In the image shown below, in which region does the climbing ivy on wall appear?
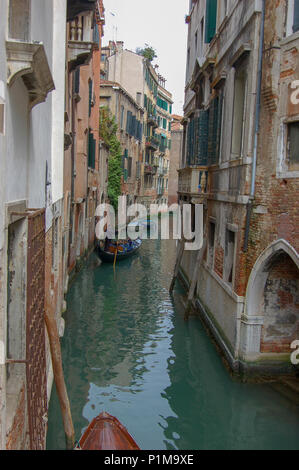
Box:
[99,106,122,211]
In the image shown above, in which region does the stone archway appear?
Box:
[240,240,299,360]
[261,252,299,353]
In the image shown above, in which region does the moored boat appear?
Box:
[75,412,140,450]
[97,238,142,263]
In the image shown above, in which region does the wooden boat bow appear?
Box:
[76,412,140,450]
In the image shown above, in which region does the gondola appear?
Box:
[96,238,142,263]
[75,412,140,450]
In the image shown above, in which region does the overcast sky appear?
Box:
[102,0,189,116]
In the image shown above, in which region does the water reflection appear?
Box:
[47,238,299,450]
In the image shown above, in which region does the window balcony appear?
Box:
[144,163,157,175]
[152,156,159,167]
[68,12,96,71]
[147,114,158,128]
[6,40,55,110]
[178,167,209,202]
[145,135,159,151]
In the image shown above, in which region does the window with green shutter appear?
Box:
[120,106,124,129]
[187,111,209,166]
[205,0,217,43]
[208,97,219,165]
[128,157,132,177]
[88,131,96,169]
[126,111,132,134]
[163,118,167,130]
[74,68,80,94]
[93,20,100,46]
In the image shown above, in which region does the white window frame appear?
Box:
[223,223,238,290]
[277,116,299,178]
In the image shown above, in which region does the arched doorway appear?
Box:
[241,240,299,361]
[261,252,299,353]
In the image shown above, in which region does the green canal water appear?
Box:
[46,238,299,450]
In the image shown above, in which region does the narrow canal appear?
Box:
[47,237,299,450]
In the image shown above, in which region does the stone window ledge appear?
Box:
[6,40,55,110]
[280,30,299,47]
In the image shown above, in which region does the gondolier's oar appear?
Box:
[113,242,118,279]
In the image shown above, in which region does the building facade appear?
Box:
[168,115,183,206]
[100,80,144,205]
[0,0,68,449]
[0,0,106,450]
[179,0,299,375]
[64,1,105,277]
[102,43,173,208]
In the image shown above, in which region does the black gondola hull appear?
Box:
[96,239,142,263]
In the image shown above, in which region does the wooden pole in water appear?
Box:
[184,238,207,321]
[169,238,185,294]
[44,312,75,450]
[113,242,118,279]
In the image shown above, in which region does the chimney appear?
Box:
[116,41,124,52]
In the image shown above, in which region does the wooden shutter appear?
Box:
[205,0,217,44]
[198,110,209,165]
[74,68,80,94]
[88,132,96,168]
[126,111,131,133]
[128,157,132,177]
[208,97,219,165]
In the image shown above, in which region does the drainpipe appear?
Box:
[69,71,76,263]
[243,0,266,252]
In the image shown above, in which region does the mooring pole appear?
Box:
[184,239,207,321]
[44,312,75,450]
